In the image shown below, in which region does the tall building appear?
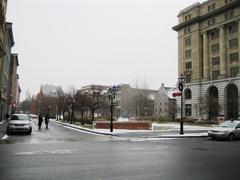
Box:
[173,0,240,120]
[0,0,8,120]
[0,22,14,119]
[0,0,7,57]
[8,54,20,114]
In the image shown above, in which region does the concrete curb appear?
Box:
[50,120,116,136]
[50,119,209,139]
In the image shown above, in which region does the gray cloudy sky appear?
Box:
[6,0,205,100]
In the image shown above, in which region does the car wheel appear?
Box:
[229,133,235,141]
[211,136,216,140]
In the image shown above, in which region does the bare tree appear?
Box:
[131,78,156,118]
[199,96,221,121]
[20,99,32,113]
[168,100,177,120]
[55,90,66,121]
[75,90,88,125]
[85,89,105,122]
[65,86,77,124]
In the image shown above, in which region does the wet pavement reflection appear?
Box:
[0,119,122,145]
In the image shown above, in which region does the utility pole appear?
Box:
[178,74,185,135]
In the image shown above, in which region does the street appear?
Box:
[0,120,240,180]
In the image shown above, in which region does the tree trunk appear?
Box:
[91,109,95,122]
[81,109,84,125]
[68,109,71,123]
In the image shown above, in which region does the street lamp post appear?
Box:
[108,86,119,132]
[178,74,185,135]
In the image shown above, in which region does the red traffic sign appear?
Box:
[173,92,182,97]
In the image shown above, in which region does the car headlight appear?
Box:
[9,123,14,126]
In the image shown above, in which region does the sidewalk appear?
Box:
[0,120,7,139]
[51,120,211,139]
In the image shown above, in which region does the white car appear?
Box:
[208,120,240,141]
[7,114,32,135]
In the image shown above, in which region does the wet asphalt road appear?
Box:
[1,120,240,180]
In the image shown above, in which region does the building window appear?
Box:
[230,52,239,63]
[185,74,191,83]
[185,14,191,21]
[228,23,238,34]
[185,89,192,99]
[225,0,234,4]
[230,67,239,77]
[212,3,215,10]
[185,37,191,47]
[210,30,219,40]
[186,62,192,69]
[208,4,215,12]
[212,57,220,66]
[225,10,234,20]
[212,70,220,80]
[208,18,215,26]
[229,38,238,48]
[185,104,192,116]
[185,50,191,59]
[184,27,191,34]
[211,44,219,54]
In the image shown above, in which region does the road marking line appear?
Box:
[15,149,77,156]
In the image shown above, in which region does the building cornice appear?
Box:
[185,76,240,87]
[173,0,240,31]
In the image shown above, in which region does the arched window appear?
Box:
[185,89,192,99]
[226,84,238,119]
[208,86,219,120]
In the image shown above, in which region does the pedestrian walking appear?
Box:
[5,113,10,120]
[45,114,49,129]
[38,114,43,130]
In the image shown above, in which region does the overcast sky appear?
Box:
[6,0,205,100]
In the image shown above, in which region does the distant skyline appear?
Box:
[6,0,205,100]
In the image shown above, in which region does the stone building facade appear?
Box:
[115,84,158,118]
[173,0,240,120]
[0,22,14,119]
[8,54,20,114]
[154,83,177,119]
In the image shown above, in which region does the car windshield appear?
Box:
[219,121,236,128]
[11,114,30,121]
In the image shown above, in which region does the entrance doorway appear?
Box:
[226,84,238,120]
[208,86,219,120]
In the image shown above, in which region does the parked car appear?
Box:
[208,120,240,141]
[7,114,32,135]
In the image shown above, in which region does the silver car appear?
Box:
[208,120,240,141]
[7,114,32,134]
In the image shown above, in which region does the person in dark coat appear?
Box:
[38,114,43,130]
[45,114,49,129]
[5,113,10,120]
